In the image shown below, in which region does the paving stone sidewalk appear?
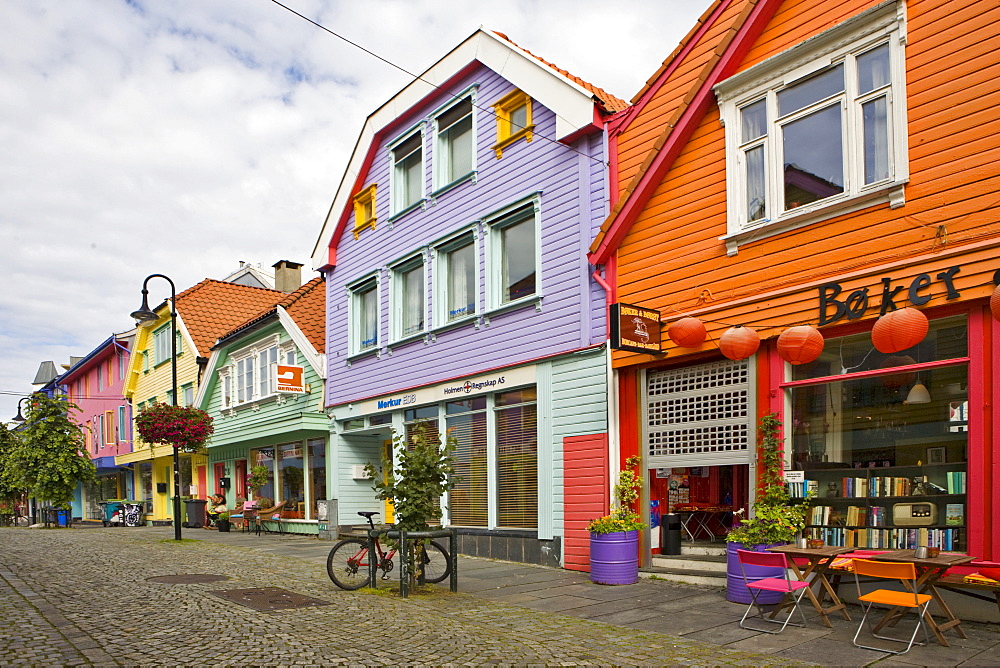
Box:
[2,527,804,666]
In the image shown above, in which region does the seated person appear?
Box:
[205,494,228,528]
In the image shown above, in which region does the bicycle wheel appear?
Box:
[419,540,452,584]
[326,538,372,590]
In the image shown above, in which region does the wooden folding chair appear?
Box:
[737,549,811,633]
[852,558,932,654]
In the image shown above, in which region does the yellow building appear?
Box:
[116,276,292,524]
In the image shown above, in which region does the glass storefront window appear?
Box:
[446,396,488,527]
[308,438,327,520]
[278,443,305,517]
[140,463,153,513]
[495,388,538,528]
[250,448,275,502]
[787,315,968,551]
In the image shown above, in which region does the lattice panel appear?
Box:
[645,358,752,466]
[647,359,749,396]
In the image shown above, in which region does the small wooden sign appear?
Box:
[610,303,662,354]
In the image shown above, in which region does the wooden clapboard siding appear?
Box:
[562,433,609,572]
[605,0,1000,369]
[326,62,609,407]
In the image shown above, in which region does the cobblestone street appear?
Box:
[1,527,814,666]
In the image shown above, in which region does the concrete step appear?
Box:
[640,566,727,588]
[651,553,727,573]
[678,543,727,557]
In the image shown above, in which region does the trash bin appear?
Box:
[661,513,682,555]
[56,509,70,527]
[100,500,126,526]
[183,499,208,528]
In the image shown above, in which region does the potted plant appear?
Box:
[588,456,647,585]
[725,412,810,603]
[216,512,231,533]
[246,465,269,498]
[134,402,214,453]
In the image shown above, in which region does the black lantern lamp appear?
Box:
[131,274,182,541]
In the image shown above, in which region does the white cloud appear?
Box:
[0,0,712,419]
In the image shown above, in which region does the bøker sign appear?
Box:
[610,303,662,354]
[818,266,962,326]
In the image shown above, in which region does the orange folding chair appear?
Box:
[736,549,811,633]
[852,559,932,654]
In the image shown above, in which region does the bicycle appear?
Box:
[326,511,451,590]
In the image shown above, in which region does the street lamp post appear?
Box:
[130,274,182,541]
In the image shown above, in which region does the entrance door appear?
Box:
[382,439,394,524]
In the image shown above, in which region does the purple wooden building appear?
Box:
[311,30,626,566]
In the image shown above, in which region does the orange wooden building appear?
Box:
[590,0,1000,563]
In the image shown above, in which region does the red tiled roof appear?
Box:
[174,279,285,356]
[278,276,326,354]
[492,31,629,114]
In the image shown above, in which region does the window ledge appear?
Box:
[492,125,535,159]
[387,200,426,225]
[430,171,477,202]
[386,331,426,351]
[221,393,280,413]
[483,295,542,325]
[720,182,906,256]
[429,314,479,338]
[345,348,380,365]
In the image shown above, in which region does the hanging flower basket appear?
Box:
[135,403,214,453]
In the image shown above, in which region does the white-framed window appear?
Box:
[434,231,478,325]
[390,254,426,340]
[433,91,476,191]
[349,276,380,354]
[716,1,907,254]
[182,384,194,408]
[390,128,424,215]
[153,326,173,365]
[486,199,540,309]
[220,336,294,407]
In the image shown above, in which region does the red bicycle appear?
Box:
[326,511,451,590]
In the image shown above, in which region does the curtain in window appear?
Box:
[862,97,889,184]
[362,287,378,349]
[403,266,423,335]
[448,244,473,320]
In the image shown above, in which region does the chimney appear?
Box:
[272,260,304,293]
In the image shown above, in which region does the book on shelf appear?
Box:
[946,504,964,526]
[946,471,967,494]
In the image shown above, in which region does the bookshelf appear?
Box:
[786,461,966,551]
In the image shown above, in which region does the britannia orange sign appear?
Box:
[276,365,305,393]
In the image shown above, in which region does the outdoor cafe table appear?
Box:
[869,549,975,647]
[766,544,855,627]
[675,508,732,542]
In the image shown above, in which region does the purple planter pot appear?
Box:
[590,531,639,585]
[726,541,786,604]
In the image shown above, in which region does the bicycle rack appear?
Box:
[367,527,458,598]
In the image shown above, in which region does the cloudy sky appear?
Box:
[0,0,713,421]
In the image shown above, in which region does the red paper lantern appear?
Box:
[879,355,917,389]
[667,317,707,348]
[719,325,760,360]
[991,284,1000,322]
[776,326,824,365]
[871,307,929,353]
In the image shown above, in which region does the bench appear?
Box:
[935,573,1000,615]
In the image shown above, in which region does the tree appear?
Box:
[365,422,457,585]
[0,422,24,507]
[7,393,95,513]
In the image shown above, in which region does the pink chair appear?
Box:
[737,549,811,633]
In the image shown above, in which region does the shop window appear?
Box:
[446,396,488,527]
[139,463,153,513]
[308,438,327,520]
[716,1,907,253]
[249,448,275,502]
[491,89,533,158]
[278,443,305,518]
[404,405,439,445]
[786,315,968,551]
[495,388,537,528]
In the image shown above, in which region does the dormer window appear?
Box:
[492,89,533,158]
